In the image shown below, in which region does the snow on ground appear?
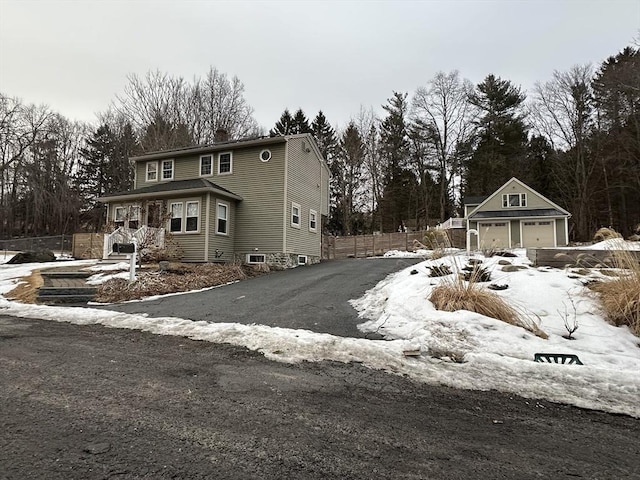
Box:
[0,248,639,417]
[382,248,460,258]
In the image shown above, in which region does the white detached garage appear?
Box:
[465,178,571,250]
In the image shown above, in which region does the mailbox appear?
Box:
[112,242,135,254]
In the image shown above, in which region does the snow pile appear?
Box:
[383,248,460,258]
[0,249,639,417]
[583,238,640,250]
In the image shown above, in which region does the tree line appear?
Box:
[0,44,638,241]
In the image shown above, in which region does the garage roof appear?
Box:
[469,208,568,219]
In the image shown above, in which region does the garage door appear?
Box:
[479,222,510,249]
[522,220,555,247]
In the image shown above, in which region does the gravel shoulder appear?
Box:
[1,315,639,480]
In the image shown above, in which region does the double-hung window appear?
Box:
[200,155,213,176]
[309,209,317,232]
[169,201,199,233]
[502,193,527,208]
[170,203,183,233]
[146,162,158,182]
[114,206,126,227]
[218,152,232,174]
[185,201,199,232]
[161,159,174,180]
[216,202,229,235]
[291,202,301,228]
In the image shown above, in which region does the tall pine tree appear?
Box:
[465,75,529,196]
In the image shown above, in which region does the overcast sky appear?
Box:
[1,0,638,132]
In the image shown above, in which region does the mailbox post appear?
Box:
[129,238,137,281]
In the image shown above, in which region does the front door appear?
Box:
[147,201,163,227]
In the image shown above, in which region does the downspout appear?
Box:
[204,192,211,262]
[283,140,289,254]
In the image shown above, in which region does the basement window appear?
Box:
[247,254,266,264]
[298,255,307,265]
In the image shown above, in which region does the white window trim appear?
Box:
[291,202,301,229]
[161,159,174,181]
[309,209,317,232]
[216,201,229,236]
[146,161,158,182]
[218,151,233,175]
[169,202,184,234]
[247,254,266,264]
[260,149,271,162]
[200,154,213,177]
[185,200,200,233]
[167,200,200,234]
[502,193,527,208]
[298,255,307,265]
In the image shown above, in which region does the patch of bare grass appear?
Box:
[95,263,265,303]
[6,270,43,303]
[429,276,547,339]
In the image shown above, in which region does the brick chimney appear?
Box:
[214,128,229,143]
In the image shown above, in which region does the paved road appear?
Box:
[2,316,639,480]
[101,258,421,338]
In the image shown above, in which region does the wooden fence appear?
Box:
[322,229,466,260]
[72,233,105,259]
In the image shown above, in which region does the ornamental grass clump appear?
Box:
[429,273,547,339]
[589,248,640,336]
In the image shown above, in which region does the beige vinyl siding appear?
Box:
[285,137,324,257]
[134,157,200,188]
[209,195,235,262]
[556,218,567,245]
[480,179,553,211]
[213,144,286,253]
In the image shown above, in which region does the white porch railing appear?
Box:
[436,217,465,230]
[103,226,165,259]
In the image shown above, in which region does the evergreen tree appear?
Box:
[328,122,365,235]
[76,123,138,231]
[270,108,312,136]
[311,110,338,161]
[465,75,529,196]
[378,92,417,232]
[592,46,640,235]
[292,108,312,134]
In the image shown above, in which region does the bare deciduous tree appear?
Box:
[531,65,596,239]
[412,71,476,221]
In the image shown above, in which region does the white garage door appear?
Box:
[479,222,510,249]
[522,220,555,247]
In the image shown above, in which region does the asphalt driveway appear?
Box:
[101,257,421,338]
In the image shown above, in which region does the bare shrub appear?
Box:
[429,277,547,338]
[95,263,261,303]
[590,248,640,336]
[594,227,622,242]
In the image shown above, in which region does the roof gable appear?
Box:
[467,177,570,218]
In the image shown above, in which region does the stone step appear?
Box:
[40,271,92,279]
[36,294,96,305]
[38,287,97,296]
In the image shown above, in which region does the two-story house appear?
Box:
[98,134,330,268]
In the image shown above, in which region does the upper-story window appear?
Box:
[146,162,158,182]
[218,152,232,175]
[502,193,527,208]
[161,159,174,180]
[200,155,213,176]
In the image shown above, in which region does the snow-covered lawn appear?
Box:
[0,243,638,417]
